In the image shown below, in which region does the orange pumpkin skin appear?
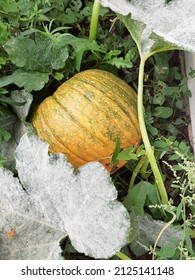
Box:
[31,69,141,173]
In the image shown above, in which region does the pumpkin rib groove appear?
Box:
[80,75,137,117]
[55,83,133,141]
[69,82,140,141]
[45,96,116,163]
[51,85,132,146]
[52,94,112,146]
[74,76,140,138]
[35,104,88,165]
[80,71,138,113]
[78,70,137,110]
[75,71,138,121]
[39,102,104,164]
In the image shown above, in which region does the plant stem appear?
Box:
[116,251,131,260]
[152,211,176,260]
[89,0,101,41]
[138,57,168,204]
[129,155,147,189]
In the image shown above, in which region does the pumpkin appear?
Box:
[31,69,141,173]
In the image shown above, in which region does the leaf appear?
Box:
[0,20,10,44]
[111,136,121,166]
[0,133,130,259]
[0,0,19,26]
[102,49,135,69]
[0,69,49,91]
[123,181,158,214]
[4,33,69,72]
[99,0,195,56]
[0,128,11,142]
[0,205,64,260]
[10,90,33,120]
[117,146,137,161]
[130,213,183,257]
[153,106,173,119]
[156,246,177,259]
[59,33,105,71]
[0,91,33,170]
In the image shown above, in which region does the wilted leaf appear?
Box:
[10,90,33,120]
[0,91,33,169]
[99,0,195,56]
[0,133,130,259]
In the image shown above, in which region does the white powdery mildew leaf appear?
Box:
[66,163,130,259]
[99,0,195,54]
[0,168,26,212]
[15,134,74,232]
[0,133,130,259]
[0,211,63,260]
[0,168,64,260]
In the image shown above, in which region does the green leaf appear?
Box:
[59,34,104,71]
[176,202,183,219]
[147,123,158,136]
[103,50,121,61]
[0,128,11,142]
[111,136,121,166]
[153,140,169,149]
[117,146,138,161]
[0,20,10,44]
[4,33,69,72]
[168,154,180,161]
[185,227,194,256]
[0,0,18,13]
[0,57,7,67]
[99,0,195,56]
[154,106,173,119]
[0,69,49,92]
[54,72,64,81]
[104,56,133,69]
[156,246,177,259]
[0,0,19,25]
[123,181,158,214]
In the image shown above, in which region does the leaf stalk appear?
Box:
[138,56,168,204]
[89,0,101,41]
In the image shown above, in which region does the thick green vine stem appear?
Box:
[89,0,101,41]
[138,56,168,205]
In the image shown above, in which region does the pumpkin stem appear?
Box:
[89,0,101,41]
[137,56,168,205]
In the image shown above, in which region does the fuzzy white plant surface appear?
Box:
[99,0,195,55]
[0,133,130,259]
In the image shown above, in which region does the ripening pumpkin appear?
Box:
[31,69,141,173]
